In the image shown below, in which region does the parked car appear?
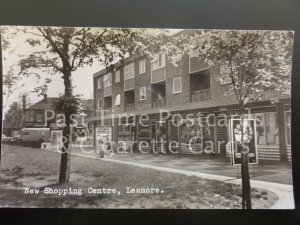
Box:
[17,128,51,142]
[2,134,13,142]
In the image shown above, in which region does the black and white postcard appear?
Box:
[0,26,294,209]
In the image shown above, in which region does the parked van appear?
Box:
[18,128,51,142]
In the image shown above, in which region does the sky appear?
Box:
[1,26,182,115]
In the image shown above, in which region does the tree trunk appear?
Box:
[58,70,73,183]
[240,108,252,209]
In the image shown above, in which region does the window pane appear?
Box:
[256,114,266,145]
[140,86,146,100]
[139,60,146,74]
[115,71,120,83]
[265,113,279,145]
[151,53,165,71]
[124,63,134,80]
[173,77,182,94]
[115,94,121,105]
[103,73,112,87]
[255,113,279,145]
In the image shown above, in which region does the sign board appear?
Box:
[138,122,151,150]
[51,130,62,145]
[229,119,258,165]
[95,127,112,150]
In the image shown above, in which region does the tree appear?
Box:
[17,27,151,183]
[187,31,292,106]
[1,27,24,110]
[5,102,25,130]
[165,30,293,209]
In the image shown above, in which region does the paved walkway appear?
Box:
[67,146,293,184]
[51,147,294,209]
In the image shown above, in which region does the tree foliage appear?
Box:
[15,26,160,183]
[163,30,293,112]
[5,102,24,129]
[18,27,146,75]
[1,27,23,109]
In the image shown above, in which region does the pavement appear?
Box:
[67,146,293,185]
[53,146,294,209]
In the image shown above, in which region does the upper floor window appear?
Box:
[97,98,102,109]
[103,73,112,87]
[115,70,120,83]
[115,94,121,106]
[140,86,147,100]
[151,53,166,71]
[124,63,135,80]
[139,59,146,74]
[173,77,182,94]
[97,77,102,89]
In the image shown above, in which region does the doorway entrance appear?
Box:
[151,121,167,154]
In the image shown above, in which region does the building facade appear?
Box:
[24,95,94,145]
[88,39,291,162]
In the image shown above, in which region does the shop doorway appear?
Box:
[130,125,138,152]
[151,121,167,154]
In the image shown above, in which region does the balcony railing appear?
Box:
[191,89,211,102]
[125,103,135,112]
[152,97,166,108]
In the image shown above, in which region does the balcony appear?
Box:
[124,90,135,112]
[104,96,112,109]
[151,82,166,108]
[191,89,210,102]
[125,103,135,112]
[152,97,166,108]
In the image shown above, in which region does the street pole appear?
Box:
[241,152,252,209]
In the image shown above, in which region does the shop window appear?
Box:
[255,113,279,145]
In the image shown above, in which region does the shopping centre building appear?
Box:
[86,32,291,162]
